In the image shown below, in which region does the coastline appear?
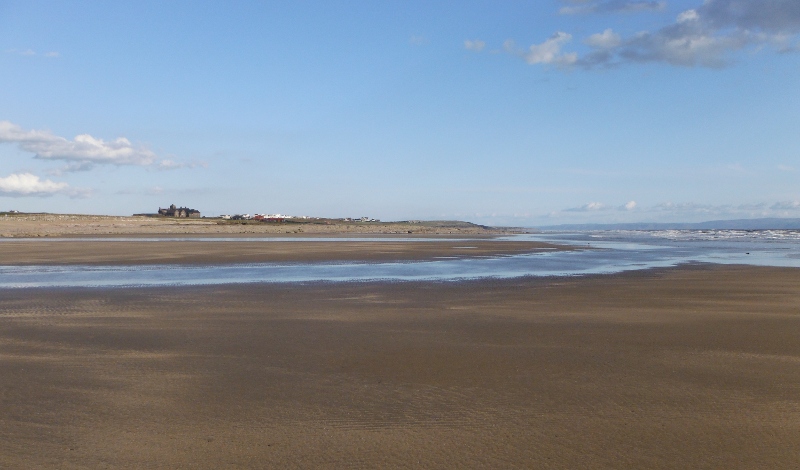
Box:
[2,265,799,468]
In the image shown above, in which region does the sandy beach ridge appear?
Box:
[0,212,525,238]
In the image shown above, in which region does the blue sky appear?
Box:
[1,0,799,226]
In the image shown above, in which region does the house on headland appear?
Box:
[158,204,201,218]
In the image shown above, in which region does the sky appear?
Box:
[1,0,799,226]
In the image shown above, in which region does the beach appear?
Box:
[7,0,799,467]
[2,264,799,468]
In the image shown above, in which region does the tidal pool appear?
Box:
[2,231,799,288]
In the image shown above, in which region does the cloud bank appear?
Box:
[585,0,800,67]
[475,0,800,69]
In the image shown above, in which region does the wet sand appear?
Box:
[2,265,799,468]
[0,239,564,265]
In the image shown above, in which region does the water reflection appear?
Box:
[1,231,799,289]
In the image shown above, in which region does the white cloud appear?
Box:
[528,33,578,65]
[677,9,700,24]
[44,51,60,58]
[464,39,486,52]
[505,33,578,66]
[586,29,623,48]
[1,121,202,174]
[0,121,157,166]
[624,200,637,210]
[778,164,794,171]
[0,173,70,197]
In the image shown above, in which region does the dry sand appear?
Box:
[0,214,516,238]
[2,265,800,468]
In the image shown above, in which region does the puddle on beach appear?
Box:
[1,232,799,288]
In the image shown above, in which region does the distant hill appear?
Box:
[535,218,800,231]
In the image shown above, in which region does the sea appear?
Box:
[1,230,799,288]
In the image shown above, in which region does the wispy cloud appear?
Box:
[559,0,665,15]
[0,172,88,198]
[778,164,794,171]
[565,201,608,212]
[6,49,60,58]
[504,33,578,66]
[464,39,486,52]
[771,200,800,210]
[158,159,208,170]
[653,201,718,213]
[6,48,36,56]
[546,199,800,222]
[46,161,96,176]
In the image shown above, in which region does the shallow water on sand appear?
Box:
[2,231,799,288]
